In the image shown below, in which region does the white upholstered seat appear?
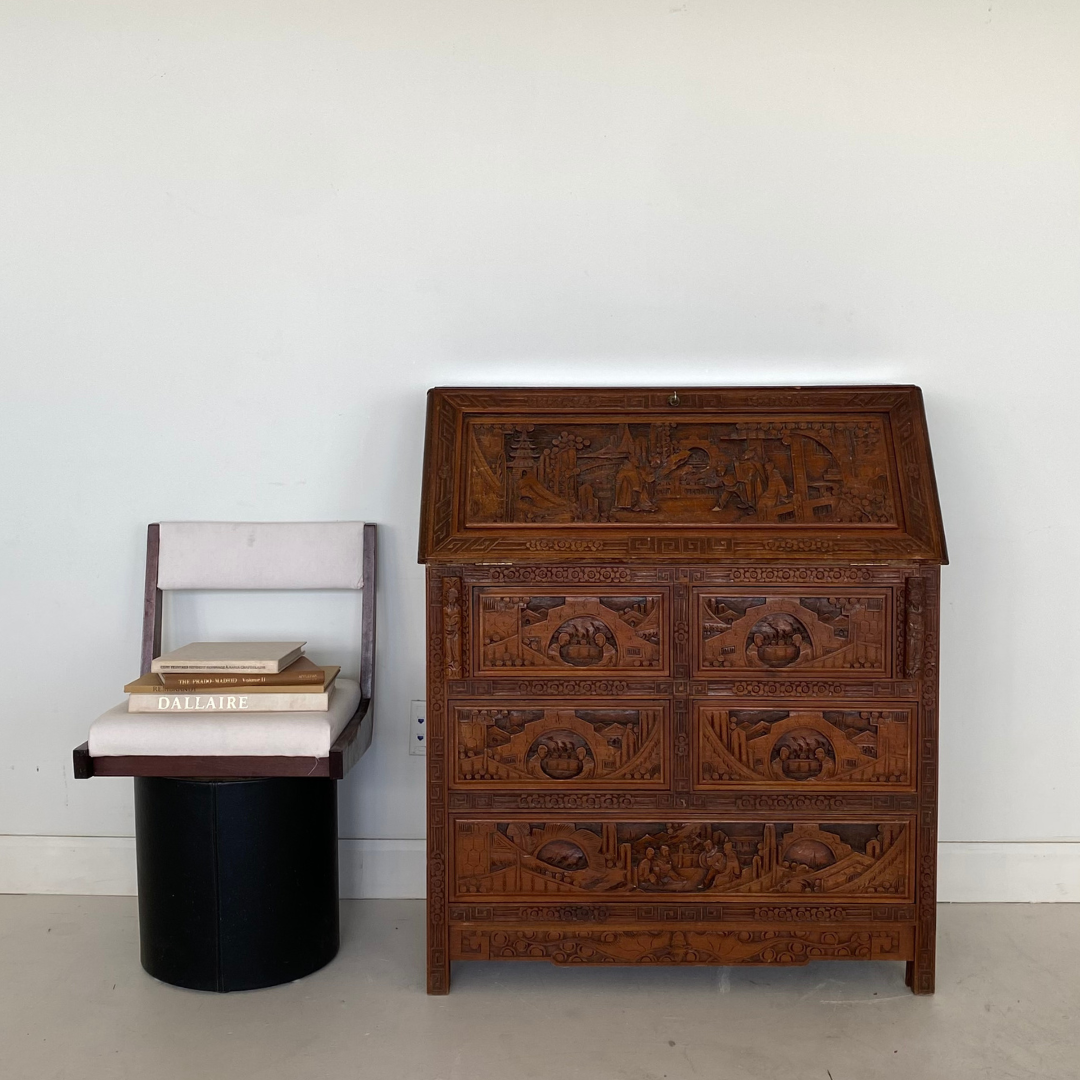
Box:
[88,679,362,759]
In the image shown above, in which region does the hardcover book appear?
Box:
[124,667,339,695]
[155,655,327,688]
[127,687,334,713]
[149,641,305,674]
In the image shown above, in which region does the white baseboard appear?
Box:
[936,842,1080,902]
[0,835,427,899]
[338,838,426,899]
[0,835,140,896]
[1,836,1077,902]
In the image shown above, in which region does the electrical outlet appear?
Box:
[409,699,427,755]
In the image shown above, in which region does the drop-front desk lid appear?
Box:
[418,386,946,565]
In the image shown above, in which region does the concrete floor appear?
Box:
[1,898,1077,1080]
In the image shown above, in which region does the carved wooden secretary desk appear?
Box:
[419,386,946,994]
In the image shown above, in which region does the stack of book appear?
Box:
[124,642,340,712]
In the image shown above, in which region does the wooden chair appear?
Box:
[74,521,375,779]
[72,521,376,992]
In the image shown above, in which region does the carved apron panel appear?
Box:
[451,926,914,964]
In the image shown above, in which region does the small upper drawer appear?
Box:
[694,588,893,678]
[475,588,668,675]
[450,700,668,789]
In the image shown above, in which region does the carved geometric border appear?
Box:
[913,566,940,993]
[461,565,908,585]
[691,679,920,700]
[450,679,675,699]
[445,790,918,814]
[426,569,453,994]
[447,902,918,924]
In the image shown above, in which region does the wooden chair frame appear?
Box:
[73,522,376,780]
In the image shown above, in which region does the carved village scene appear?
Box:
[697,592,888,673]
[478,592,663,672]
[455,819,908,898]
[465,418,897,527]
[454,706,664,785]
[697,707,912,788]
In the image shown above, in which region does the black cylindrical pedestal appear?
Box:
[134,777,339,992]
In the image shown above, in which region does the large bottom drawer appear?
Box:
[453,818,914,902]
[450,925,915,965]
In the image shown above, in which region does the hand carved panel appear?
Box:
[695,590,890,676]
[465,418,898,527]
[476,590,667,674]
[694,704,914,789]
[451,704,667,787]
[450,926,912,964]
[453,820,911,901]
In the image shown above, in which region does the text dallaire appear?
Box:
[153,695,254,709]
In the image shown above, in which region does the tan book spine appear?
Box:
[152,660,292,674]
[158,670,324,688]
[124,669,339,696]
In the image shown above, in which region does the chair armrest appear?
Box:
[329,697,373,779]
[73,742,93,779]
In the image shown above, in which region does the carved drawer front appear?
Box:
[694,588,893,679]
[693,702,915,791]
[450,701,669,789]
[452,819,913,902]
[475,588,668,676]
[450,925,914,965]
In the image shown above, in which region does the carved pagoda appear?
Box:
[419,386,946,994]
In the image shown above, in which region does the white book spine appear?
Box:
[128,693,330,713]
[150,661,283,674]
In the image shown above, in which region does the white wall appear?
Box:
[2,1,1078,900]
